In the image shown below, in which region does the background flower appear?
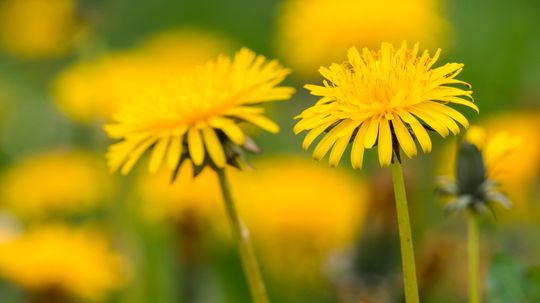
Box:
[0,150,112,220]
[276,0,448,77]
[0,0,84,59]
[438,111,540,216]
[235,157,369,286]
[52,29,233,124]
[0,224,126,301]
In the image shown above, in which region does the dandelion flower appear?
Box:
[435,127,515,303]
[236,157,369,285]
[0,225,126,301]
[0,0,82,59]
[53,29,232,123]
[467,112,540,189]
[0,150,112,219]
[437,112,540,215]
[276,0,448,77]
[437,126,517,215]
[295,42,476,169]
[136,162,223,224]
[105,48,294,176]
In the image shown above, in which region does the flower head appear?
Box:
[53,29,232,123]
[295,42,476,168]
[0,150,112,219]
[437,126,516,215]
[0,225,126,301]
[235,157,369,284]
[105,48,294,176]
[0,0,83,59]
[467,112,540,190]
[276,0,448,77]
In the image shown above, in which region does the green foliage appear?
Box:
[487,254,540,303]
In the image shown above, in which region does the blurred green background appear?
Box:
[0,0,539,302]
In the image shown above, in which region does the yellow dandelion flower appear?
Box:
[0,225,126,301]
[0,0,82,59]
[295,42,476,169]
[235,157,369,283]
[464,126,522,184]
[0,150,112,219]
[438,112,540,215]
[469,112,540,189]
[276,0,449,77]
[105,48,294,176]
[136,161,224,224]
[52,29,233,123]
[135,156,368,285]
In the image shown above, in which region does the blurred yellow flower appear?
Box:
[136,156,368,284]
[295,42,475,168]
[276,0,449,76]
[236,157,369,283]
[439,111,540,213]
[0,0,82,59]
[0,150,112,219]
[137,161,223,224]
[0,225,126,301]
[468,112,540,189]
[105,48,294,176]
[52,29,233,123]
[464,126,522,184]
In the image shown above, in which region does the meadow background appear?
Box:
[0,0,539,302]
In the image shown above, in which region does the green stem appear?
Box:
[216,168,270,303]
[468,212,480,303]
[390,157,420,303]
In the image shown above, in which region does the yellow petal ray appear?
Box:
[302,121,335,150]
[441,97,479,113]
[167,135,183,169]
[333,119,362,138]
[304,84,330,96]
[399,111,432,153]
[209,117,245,144]
[121,137,157,175]
[364,117,380,148]
[293,113,333,134]
[238,114,279,133]
[106,133,150,173]
[392,115,417,158]
[422,101,469,127]
[225,106,265,116]
[187,128,205,166]
[378,119,393,167]
[148,135,170,173]
[202,127,226,168]
[312,126,341,161]
[351,122,369,169]
[426,48,441,69]
[415,106,460,135]
[409,107,449,137]
[329,129,354,167]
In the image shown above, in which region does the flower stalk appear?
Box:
[216,168,270,303]
[468,212,480,303]
[390,153,420,303]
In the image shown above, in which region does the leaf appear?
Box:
[525,266,540,301]
[487,254,528,303]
